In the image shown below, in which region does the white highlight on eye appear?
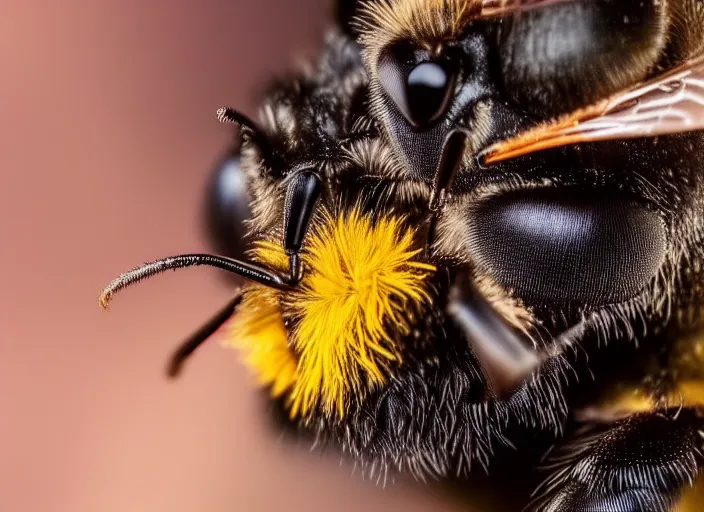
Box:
[408,62,447,88]
[499,201,595,244]
[216,159,245,202]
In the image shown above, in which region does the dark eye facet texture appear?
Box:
[468,188,667,305]
[497,0,666,116]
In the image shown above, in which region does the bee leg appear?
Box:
[530,407,704,512]
[282,168,322,283]
[426,130,468,251]
[447,272,541,399]
[107,170,320,379]
[213,105,323,281]
[100,169,322,309]
[166,291,244,378]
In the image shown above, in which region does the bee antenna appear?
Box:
[217,107,260,132]
[216,107,276,162]
[98,254,289,311]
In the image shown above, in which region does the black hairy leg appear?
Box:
[447,271,541,399]
[530,408,704,512]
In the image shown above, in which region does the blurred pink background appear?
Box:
[0,2,465,511]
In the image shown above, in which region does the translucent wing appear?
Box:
[481,55,704,165]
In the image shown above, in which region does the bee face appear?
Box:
[101,1,704,509]
[356,0,704,319]
[359,0,672,181]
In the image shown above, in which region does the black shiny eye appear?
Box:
[468,188,667,306]
[204,150,252,260]
[405,63,454,127]
[378,50,456,130]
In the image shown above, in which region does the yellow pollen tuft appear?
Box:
[223,242,296,399]
[224,285,297,398]
[223,210,435,419]
[288,210,435,418]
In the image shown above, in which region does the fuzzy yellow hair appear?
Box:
[679,476,704,512]
[224,285,297,399]
[226,209,435,419]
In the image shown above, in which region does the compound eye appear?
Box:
[407,63,454,126]
[378,50,456,130]
[468,188,667,306]
[204,150,252,260]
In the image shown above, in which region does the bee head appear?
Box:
[355,0,667,184]
[352,0,704,375]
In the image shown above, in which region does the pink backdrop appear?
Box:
[0,2,465,511]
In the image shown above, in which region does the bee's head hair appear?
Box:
[355,0,480,71]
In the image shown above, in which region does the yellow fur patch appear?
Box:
[579,387,658,422]
[225,210,435,419]
[676,474,704,512]
[584,380,704,422]
[289,210,435,418]
[224,285,297,398]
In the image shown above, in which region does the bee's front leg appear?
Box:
[446,270,541,399]
[530,408,704,512]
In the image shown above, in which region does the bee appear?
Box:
[100,0,704,510]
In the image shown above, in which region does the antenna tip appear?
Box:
[216,106,233,123]
[98,290,112,310]
[166,356,184,379]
